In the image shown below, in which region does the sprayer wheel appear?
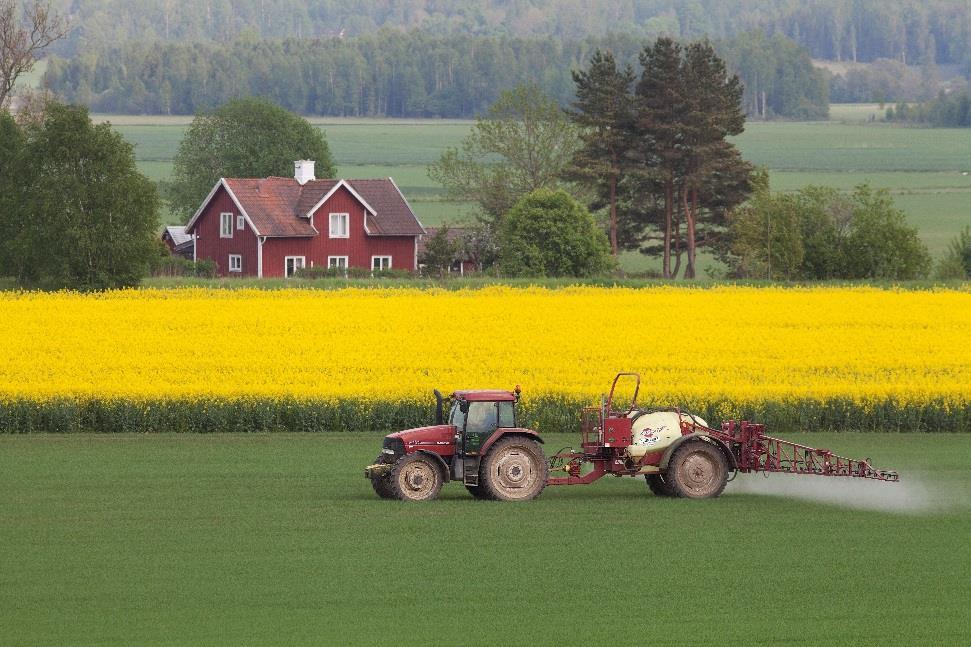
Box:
[665,442,729,499]
[645,473,676,497]
[390,454,444,502]
[480,437,548,501]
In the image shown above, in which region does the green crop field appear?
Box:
[0,432,967,645]
[99,110,971,270]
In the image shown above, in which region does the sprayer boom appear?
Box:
[696,420,899,482]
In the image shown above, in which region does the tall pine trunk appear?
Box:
[663,178,673,278]
[671,208,682,278]
[683,187,697,279]
[609,173,618,256]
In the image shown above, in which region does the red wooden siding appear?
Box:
[193,186,260,277]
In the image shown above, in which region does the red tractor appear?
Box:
[364,374,898,502]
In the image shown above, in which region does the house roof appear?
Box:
[163,225,192,246]
[186,177,425,238]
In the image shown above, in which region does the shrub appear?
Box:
[498,189,614,277]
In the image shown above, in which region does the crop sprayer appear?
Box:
[364,373,899,501]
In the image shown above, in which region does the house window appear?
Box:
[285,256,305,278]
[328,256,348,269]
[236,215,245,231]
[372,256,392,271]
[220,213,234,238]
[329,213,349,238]
[229,254,242,273]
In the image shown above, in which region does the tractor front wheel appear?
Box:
[480,437,547,501]
[664,442,729,499]
[370,455,396,499]
[390,454,444,502]
[645,473,675,497]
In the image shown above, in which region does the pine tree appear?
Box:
[678,40,749,278]
[566,50,635,256]
[632,37,685,278]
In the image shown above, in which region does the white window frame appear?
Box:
[236,215,245,231]
[285,256,306,278]
[228,254,242,273]
[220,212,234,238]
[329,212,349,238]
[371,256,392,271]
[328,256,349,269]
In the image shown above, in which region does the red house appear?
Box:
[184,161,426,278]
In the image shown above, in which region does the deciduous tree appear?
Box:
[0,1,68,108]
[168,97,336,220]
[418,226,457,278]
[0,102,160,289]
[428,83,580,225]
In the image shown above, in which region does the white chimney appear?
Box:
[294,160,315,185]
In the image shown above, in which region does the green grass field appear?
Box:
[97,112,971,270]
[0,432,967,645]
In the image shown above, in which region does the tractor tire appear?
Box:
[370,455,396,499]
[479,437,547,501]
[645,473,676,497]
[390,453,444,502]
[664,441,729,499]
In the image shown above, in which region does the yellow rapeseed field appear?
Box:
[0,286,968,411]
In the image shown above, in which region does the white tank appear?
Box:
[625,410,709,459]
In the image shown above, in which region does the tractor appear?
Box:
[365,387,547,501]
[364,373,898,502]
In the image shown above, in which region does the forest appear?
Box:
[49,0,971,67]
[44,31,826,118]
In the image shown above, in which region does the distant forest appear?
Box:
[51,0,971,66]
[45,31,827,118]
[40,0,971,118]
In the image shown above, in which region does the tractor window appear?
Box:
[449,401,466,430]
[497,401,515,428]
[465,401,496,436]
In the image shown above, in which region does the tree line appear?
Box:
[48,0,971,68]
[44,30,827,119]
[886,91,971,127]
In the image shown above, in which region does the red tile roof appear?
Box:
[208,177,424,238]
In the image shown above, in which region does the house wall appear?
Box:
[192,186,260,277]
[261,185,416,277]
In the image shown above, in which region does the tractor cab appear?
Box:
[444,389,520,456]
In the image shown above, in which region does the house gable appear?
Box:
[185,179,262,236]
[190,184,260,277]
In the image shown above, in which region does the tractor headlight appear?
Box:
[381,448,395,455]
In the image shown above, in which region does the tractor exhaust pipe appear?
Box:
[434,389,444,425]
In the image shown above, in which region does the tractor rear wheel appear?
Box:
[370,455,396,499]
[664,442,729,499]
[645,473,675,497]
[480,437,547,501]
[390,454,444,502]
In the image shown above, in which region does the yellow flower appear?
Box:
[0,286,967,409]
